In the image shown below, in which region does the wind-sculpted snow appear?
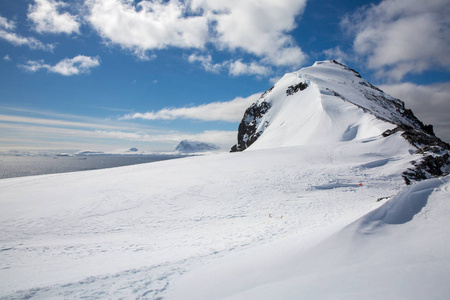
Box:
[0,134,428,299]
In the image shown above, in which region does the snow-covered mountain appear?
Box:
[1,61,449,299]
[175,140,219,153]
[232,60,449,184]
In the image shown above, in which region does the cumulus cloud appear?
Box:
[228,60,270,77]
[0,15,54,51]
[380,82,450,142]
[122,93,261,122]
[85,0,307,69]
[85,0,208,59]
[344,0,450,81]
[190,0,307,67]
[21,55,100,76]
[27,0,80,34]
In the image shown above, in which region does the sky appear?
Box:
[0,0,449,154]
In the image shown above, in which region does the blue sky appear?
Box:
[0,0,449,153]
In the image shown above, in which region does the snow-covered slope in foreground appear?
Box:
[170,175,450,300]
[1,132,449,299]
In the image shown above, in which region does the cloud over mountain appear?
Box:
[344,0,450,80]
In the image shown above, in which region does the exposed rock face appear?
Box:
[286,82,308,96]
[383,125,450,184]
[176,140,219,153]
[231,100,271,152]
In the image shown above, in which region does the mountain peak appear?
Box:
[231,61,449,184]
[232,60,435,152]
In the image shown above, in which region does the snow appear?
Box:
[3,132,448,299]
[1,60,449,299]
[170,176,450,300]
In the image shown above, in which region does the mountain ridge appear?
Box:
[231,60,449,184]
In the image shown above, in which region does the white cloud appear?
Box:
[85,0,209,58]
[122,93,261,122]
[21,55,100,76]
[228,60,270,77]
[0,16,14,30]
[344,0,450,81]
[85,0,307,68]
[28,0,80,34]
[322,47,349,65]
[0,15,55,51]
[3,54,11,61]
[188,53,222,73]
[380,82,450,142]
[191,0,307,67]
[96,129,236,146]
[0,113,131,131]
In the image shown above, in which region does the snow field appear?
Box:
[0,133,420,298]
[171,176,450,300]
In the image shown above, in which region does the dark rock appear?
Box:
[331,60,362,78]
[403,153,450,185]
[286,82,308,96]
[231,101,271,152]
[382,125,450,184]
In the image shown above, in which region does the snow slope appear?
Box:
[169,176,450,300]
[2,132,448,299]
[233,60,430,151]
